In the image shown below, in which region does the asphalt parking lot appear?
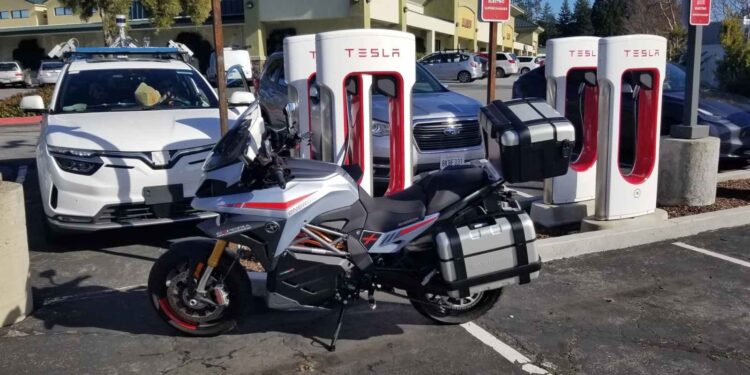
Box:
[2,77,750,374]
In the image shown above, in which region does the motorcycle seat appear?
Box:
[360,186,427,233]
[416,166,489,214]
[359,166,489,233]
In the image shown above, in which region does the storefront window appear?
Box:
[54,7,74,16]
[11,10,30,19]
[0,11,10,19]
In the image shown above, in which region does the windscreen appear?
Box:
[41,61,64,70]
[663,63,686,92]
[0,63,18,71]
[55,68,218,113]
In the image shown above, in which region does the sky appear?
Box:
[545,0,565,15]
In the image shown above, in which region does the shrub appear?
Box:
[716,17,750,98]
[0,85,55,118]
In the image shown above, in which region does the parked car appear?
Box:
[535,54,546,65]
[0,61,31,88]
[477,55,489,78]
[258,52,485,188]
[21,56,254,234]
[475,52,519,77]
[516,56,540,75]
[207,48,253,86]
[38,60,65,85]
[512,63,750,162]
[417,50,483,83]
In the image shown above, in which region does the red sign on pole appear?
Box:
[479,0,511,23]
[689,0,711,26]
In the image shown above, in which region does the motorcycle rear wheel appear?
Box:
[148,240,250,336]
[408,289,502,325]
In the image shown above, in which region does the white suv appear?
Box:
[22,56,252,233]
[516,56,540,75]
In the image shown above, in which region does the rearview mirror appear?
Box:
[373,76,398,97]
[309,84,320,102]
[228,91,255,107]
[584,71,597,87]
[19,95,45,113]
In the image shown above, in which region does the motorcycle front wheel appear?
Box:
[408,289,502,325]
[148,240,251,336]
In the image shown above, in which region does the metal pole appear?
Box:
[487,22,497,104]
[671,22,708,138]
[211,0,229,136]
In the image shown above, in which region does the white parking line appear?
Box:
[673,242,750,268]
[15,165,27,184]
[461,322,549,374]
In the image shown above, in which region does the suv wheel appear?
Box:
[457,71,472,83]
[521,67,530,75]
[496,67,506,78]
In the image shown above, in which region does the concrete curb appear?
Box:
[717,169,750,182]
[0,116,42,127]
[538,205,750,262]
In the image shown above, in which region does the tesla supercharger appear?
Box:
[316,29,416,195]
[543,36,600,205]
[594,35,667,220]
[283,35,316,159]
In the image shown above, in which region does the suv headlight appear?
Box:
[372,120,390,137]
[48,146,102,175]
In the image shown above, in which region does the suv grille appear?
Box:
[413,120,482,151]
[94,200,202,223]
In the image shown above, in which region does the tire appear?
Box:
[496,67,506,78]
[457,71,472,83]
[148,239,251,336]
[408,288,503,325]
[520,68,530,75]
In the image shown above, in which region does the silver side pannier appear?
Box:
[435,199,540,298]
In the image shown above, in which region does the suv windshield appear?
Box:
[664,63,687,92]
[41,62,64,70]
[0,63,18,71]
[56,68,218,113]
[413,64,448,94]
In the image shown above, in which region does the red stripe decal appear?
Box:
[238,193,314,211]
[158,298,197,331]
[398,215,438,236]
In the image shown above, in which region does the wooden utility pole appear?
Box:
[211,0,229,136]
[486,22,497,104]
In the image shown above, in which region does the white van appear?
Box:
[207,48,253,85]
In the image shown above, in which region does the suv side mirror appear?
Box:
[20,95,45,113]
[228,91,255,107]
[373,76,398,98]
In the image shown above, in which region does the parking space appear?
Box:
[445,75,517,103]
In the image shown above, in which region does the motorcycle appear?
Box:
[147,100,544,351]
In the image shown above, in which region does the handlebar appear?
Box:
[272,165,287,189]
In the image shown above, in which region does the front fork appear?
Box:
[194,239,227,294]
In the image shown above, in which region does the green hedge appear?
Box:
[0,85,54,118]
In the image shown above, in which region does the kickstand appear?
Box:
[327,302,347,352]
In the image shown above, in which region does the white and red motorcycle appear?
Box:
[148,101,545,350]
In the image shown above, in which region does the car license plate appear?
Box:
[143,185,184,205]
[440,154,465,169]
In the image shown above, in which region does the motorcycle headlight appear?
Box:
[372,120,390,137]
[48,146,102,175]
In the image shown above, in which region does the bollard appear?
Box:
[0,181,33,327]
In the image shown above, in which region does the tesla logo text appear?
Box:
[624,49,661,57]
[345,48,401,58]
[568,49,596,57]
[308,50,316,59]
